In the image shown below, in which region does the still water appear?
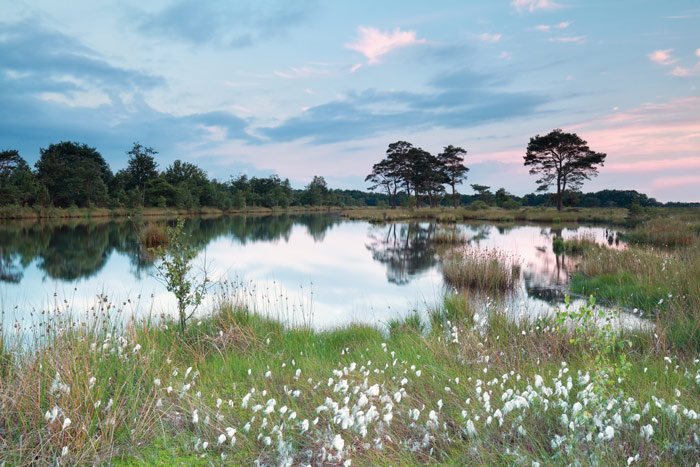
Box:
[0,214,630,330]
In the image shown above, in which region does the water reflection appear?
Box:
[366,223,439,285]
[0,215,631,329]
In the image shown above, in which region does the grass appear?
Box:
[0,205,345,221]
[139,222,169,249]
[620,218,699,247]
[553,233,600,255]
[431,228,467,246]
[1,288,699,465]
[341,206,632,225]
[569,209,700,351]
[442,247,521,293]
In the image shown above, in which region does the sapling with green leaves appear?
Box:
[150,218,209,335]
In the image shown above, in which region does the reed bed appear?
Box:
[431,228,467,246]
[621,218,698,248]
[442,247,521,292]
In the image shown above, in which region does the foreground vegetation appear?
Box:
[1,284,700,465]
[570,212,700,351]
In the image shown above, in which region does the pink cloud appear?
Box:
[696,48,700,58]
[669,66,691,77]
[648,49,677,65]
[345,27,426,65]
[652,175,700,189]
[511,0,561,12]
[566,98,700,174]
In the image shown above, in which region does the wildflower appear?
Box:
[61,446,68,457]
[602,426,614,441]
[192,410,199,424]
[154,378,161,386]
[218,434,226,445]
[62,418,71,430]
[641,424,653,440]
[466,419,477,437]
[333,434,345,452]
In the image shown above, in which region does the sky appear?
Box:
[1,0,699,202]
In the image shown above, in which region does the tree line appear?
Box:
[0,131,677,211]
[0,142,377,210]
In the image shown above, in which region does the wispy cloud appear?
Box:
[345,26,426,65]
[511,0,562,13]
[137,0,314,47]
[534,21,571,32]
[273,65,331,79]
[499,51,513,60]
[477,33,502,43]
[260,68,545,144]
[648,49,677,65]
[548,36,586,44]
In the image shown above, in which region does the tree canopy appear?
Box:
[35,141,112,208]
[524,129,606,211]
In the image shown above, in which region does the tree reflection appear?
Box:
[0,214,341,284]
[365,223,439,285]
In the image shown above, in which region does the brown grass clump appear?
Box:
[442,248,520,292]
[140,223,169,249]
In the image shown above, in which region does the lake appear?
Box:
[0,214,639,332]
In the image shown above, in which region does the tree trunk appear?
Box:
[452,183,457,209]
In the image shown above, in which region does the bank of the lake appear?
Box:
[1,292,699,466]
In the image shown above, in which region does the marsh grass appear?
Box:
[571,212,700,352]
[442,247,521,293]
[431,228,467,246]
[139,222,169,249]
[621,217,698,248]
[1,288,700,465]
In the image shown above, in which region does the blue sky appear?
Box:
[2,0,699,201]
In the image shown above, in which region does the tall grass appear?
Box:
[442,247,521,292]
[571,226,700,351]
[1,287,700,465]
[621,217,698,247]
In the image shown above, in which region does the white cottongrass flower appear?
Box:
[61,446,68,457]
[333,434,345,452]
[601,425,614,441]
[465,419,477,436]
[218,434,226,445]
[62,418,71,430]
[153,378,161,386]
[641,424,654,440]
[192,410,199,424]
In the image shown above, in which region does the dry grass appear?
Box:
[442,247,521,292]
[139,222,169,249]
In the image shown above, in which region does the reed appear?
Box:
[442,247,521,292]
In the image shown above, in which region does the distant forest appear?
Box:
[0,141,693,210]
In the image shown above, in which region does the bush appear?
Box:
[469,200,489,210]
